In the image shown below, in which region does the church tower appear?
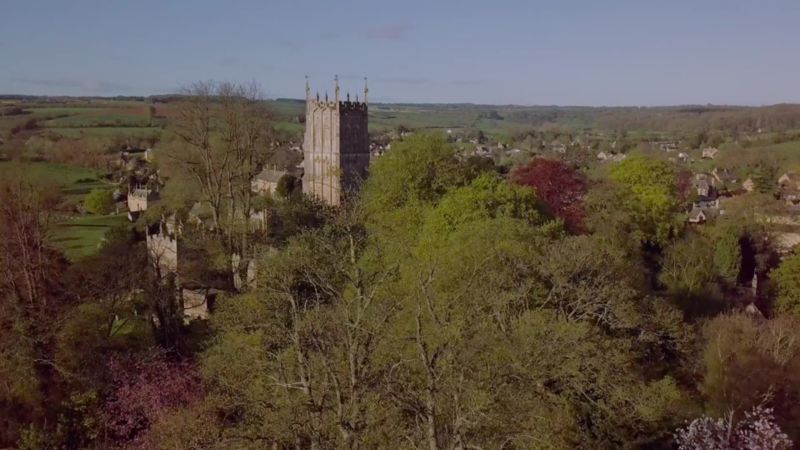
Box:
[302,76,370,206]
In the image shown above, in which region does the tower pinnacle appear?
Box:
[363,77,368,105]
[334,74,340,102]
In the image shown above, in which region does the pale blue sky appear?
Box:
[1,0,799,105]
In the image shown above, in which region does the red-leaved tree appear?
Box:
[511,158,588,232]
[101,350,203,448]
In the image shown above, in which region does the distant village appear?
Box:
[88,86,800,327]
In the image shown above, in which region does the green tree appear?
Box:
[361,134,473,218]
[421,172,542,239]
[274,174,299,198]
[772,252,800,316]
[659,233,715,296]
[713,224,742,283]
[84,189,114,215]
[609,154,681,246]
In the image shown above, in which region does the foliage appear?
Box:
[101,350,203,447]
[83,188,114,214]
[275,173,300,198]
[511,157,588,232]
[422,172,542,239]
[675,406,792,450]
[701,313,800,439]
[771,251,800,316]
[0,177,72,446]
[660,233,716,296]
[609,154,681,245]
[361,133,473,218]
[714,224,743,283]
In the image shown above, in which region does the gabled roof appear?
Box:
[254,167,286,183]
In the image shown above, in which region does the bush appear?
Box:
[84,189,114,215]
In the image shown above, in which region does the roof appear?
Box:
[688,204,721,223]
[779,172,800,185]
[130,188,158,199]
[254,167,286,183]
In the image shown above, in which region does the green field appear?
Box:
[0,161,122,260]
[48,126,163,139]
[0,160,98,185]
[51,213,128,260]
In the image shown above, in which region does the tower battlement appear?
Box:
[307,100,368,112]
[302,76,370,206]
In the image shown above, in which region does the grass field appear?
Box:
[51,213,127,260]
[48,126,163,139]
[0,160,99,185]
[0,161,122,260]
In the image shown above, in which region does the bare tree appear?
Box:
[167,81,273,247]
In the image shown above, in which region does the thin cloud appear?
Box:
[218,56,240,67]
[365,24,414,40]
[277,39,303,50]
[317,31,342,40]
[451,79,487,86]
[12,76,135,94]
[374,76,429,85]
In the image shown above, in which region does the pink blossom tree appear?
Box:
[101,350,203,448]
[675,406,792,450]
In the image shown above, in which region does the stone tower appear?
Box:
[302,76,370,206]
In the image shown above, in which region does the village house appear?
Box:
[776,173,800,208]
[711,167,737,186]
[597,151,626,162]
[688,198,724,224]
[693,173,716,198]
[656,141,679,153]
[473,145,492,158]
[251,167,286,195]
[742,177,756,192]
[701,147,720,159]
[778,172,800,190]
[117,147,148,171]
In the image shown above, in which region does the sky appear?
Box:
[1,0,799,106]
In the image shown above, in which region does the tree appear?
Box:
[659,233,716,296]
[101,350,203,448]
[199,207,398,449]
[771,252,800,316]
[714,224,743,284]
[360,133,477,263]
[0,177,71,446]
[511,158,588,232]
[84,188,114,215]
[675,406,792,450]
[701,313,800,439]
[165,81,273,251]
[361,134,473,216]
[147,104,156,127]
[274,173,300,199]
[422,172,542,239]
[609,154,682,246]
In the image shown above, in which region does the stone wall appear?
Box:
[146,229,177,277]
